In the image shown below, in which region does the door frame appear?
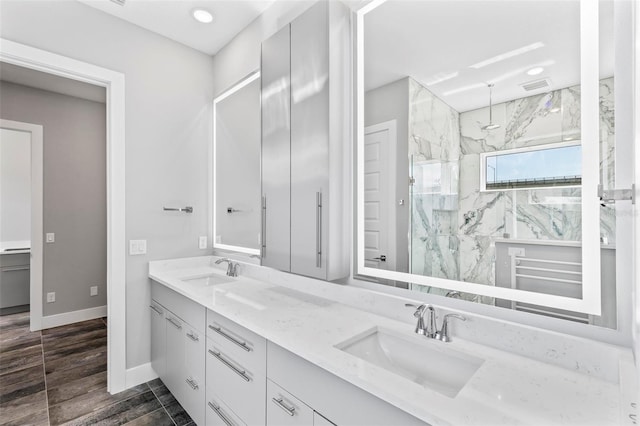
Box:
[0,119,43,329]
[0,38,127,393]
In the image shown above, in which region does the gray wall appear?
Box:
[364,78,410,274]
[0,81,107,315]
[0,1,215,368]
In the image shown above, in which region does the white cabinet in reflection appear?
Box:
[261,0,350,281]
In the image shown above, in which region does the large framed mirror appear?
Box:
[356,0,617,316]
[212,71,262,256]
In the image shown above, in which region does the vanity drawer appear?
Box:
[206,338,266,426]
[0,253,29,268]
[151,280,206,333]
[266,379,313,426]
[207,309,266,374]
[207,391,247,426]
[183,323,205,426]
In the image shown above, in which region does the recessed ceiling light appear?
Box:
[527,67,545,76]
[192,8,213,24]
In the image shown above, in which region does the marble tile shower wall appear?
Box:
[408,78,461,282]
[409,77,615,292]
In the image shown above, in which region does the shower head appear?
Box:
[482,84,501,131]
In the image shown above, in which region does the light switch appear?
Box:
[46,233,55,243]
[129,239,147,255]
[199,236,207,249]
[90,286,98,296]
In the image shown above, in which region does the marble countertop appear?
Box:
[149,257,634,426]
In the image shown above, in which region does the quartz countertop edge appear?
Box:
[148,263,627,426]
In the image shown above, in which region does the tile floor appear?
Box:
[0,312,193,426]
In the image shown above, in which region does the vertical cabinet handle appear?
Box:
[272,397,296,416]
[208,401,236,426]
[149,305,163,315]
[261,196,267,257]
[186,331,199,342]
[316,191,322,268]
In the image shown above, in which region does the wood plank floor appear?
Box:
[0,312,194,426]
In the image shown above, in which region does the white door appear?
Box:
[364,121,396,272]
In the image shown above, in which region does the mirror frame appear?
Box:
[355,0,602,314]
[212,70,262,256]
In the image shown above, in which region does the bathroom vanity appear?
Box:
[149,256,636,426]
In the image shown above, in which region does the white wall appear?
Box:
[0,1,215,368]
[0,128,30,245]
[211,1,315,97]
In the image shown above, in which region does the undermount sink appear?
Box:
[336,327,483,398]
[181,273,235,287]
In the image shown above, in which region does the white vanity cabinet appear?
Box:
[266,342,426,426]
[206,309,267,426]
[150,282,206,425]
[261,0,350,281]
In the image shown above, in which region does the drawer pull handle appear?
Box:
[272,397,296,416]
[186,331,199,342]
[166,317,182,329]
[208,325,251,352]
[185,377,199,390]
[208,401,236,426]
[208,349,251,382]
[2,266,30,272]
[149,305,163,315]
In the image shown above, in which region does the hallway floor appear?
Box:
[0,312,193,426]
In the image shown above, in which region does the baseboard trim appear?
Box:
[41,305,107,329]
[126,362,158,389]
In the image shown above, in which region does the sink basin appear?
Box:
[181,273,234,287]
[336,327,483,398]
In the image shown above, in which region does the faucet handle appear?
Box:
[404,303,426,317]
[435,313,466,343]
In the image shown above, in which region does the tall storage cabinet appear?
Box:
[261,0,350,281]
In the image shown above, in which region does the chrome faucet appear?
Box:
[405,304,437,338]
[435,314,466,342]
[215,258,238,277]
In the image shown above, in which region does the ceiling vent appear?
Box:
[109,0,126,5]
[520,78,551,92]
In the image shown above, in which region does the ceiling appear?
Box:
[78,0,275,56]
[364,0,614,112]
[0,62,106,103]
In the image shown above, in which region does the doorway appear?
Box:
[0,38,127,393]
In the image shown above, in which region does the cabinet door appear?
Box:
[290,1,329,280]
[261,24,291,272]
[149,301,166,379]
[164,312,184,403]
[183,324,205,426]
[267,379,313,426]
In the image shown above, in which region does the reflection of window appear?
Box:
[481,142,581,191]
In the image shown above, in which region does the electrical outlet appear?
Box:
[90,286,98,296]
[46,292,55,303]
[46,233,55,243]
[199,236,207,249]
[129,239,147,255]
